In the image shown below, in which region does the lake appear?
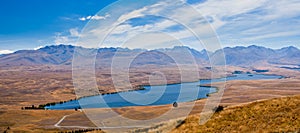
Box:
[45,74,282,110]
[281,66,300,71]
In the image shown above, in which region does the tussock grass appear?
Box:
[173,95,300,133]
[0,110,73,132]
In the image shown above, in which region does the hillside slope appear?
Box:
[173,95,300,133]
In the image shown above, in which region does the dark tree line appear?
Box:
[58,128,102,133]
[21,98,78,110]
[21,105,44,110]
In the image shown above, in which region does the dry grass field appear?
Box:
[0,65,300,132]
[172,95,300,133]
[60,78,300,132]
[0,110,74,132]
[0,65,75,110]
[0,65,228,109]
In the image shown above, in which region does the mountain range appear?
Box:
[1,44,300,67]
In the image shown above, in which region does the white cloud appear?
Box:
[0,50,14,55]
[54,34,71,45]
[69,28,80,37]
[33,46,45,50]
[192,0,268,29]
[245,31,300,41]
[93,14,111,20]
[261,0,300,21]
[117,7,148,23]
[79,14,110,21]
[53,28,82,45]
[76,0,300,50]
[83,0,217,50]
[189,0,300,46]
[79,17,87,21]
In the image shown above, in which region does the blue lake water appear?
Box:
[281,67,300,71]
[45,74,282,110]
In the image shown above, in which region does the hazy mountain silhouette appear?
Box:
[0,45,209,67]
[211,45,300,66]
[1,44,300,67]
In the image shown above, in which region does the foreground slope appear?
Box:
[172,95,300,133]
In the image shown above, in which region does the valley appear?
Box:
[0,45,300,132]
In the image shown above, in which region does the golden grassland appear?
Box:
[128,78,300,132]
[1,94,298,133]
[0,110,72,132]
[0,65,225,132]
[0,64,297,110]
[0,65,229,109]
[172,95,300,133]
[0,110,105,133]
[0,65,300,132]
[60,78,300,132]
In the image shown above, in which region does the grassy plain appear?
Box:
[0,65,300,132]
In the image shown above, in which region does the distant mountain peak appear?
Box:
[280,46,299,51]
[1,44,300,67]
[247,45,266,49]
[39,44,75,49]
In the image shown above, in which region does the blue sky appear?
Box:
[0,0,118,53]
[1,0,300,53]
